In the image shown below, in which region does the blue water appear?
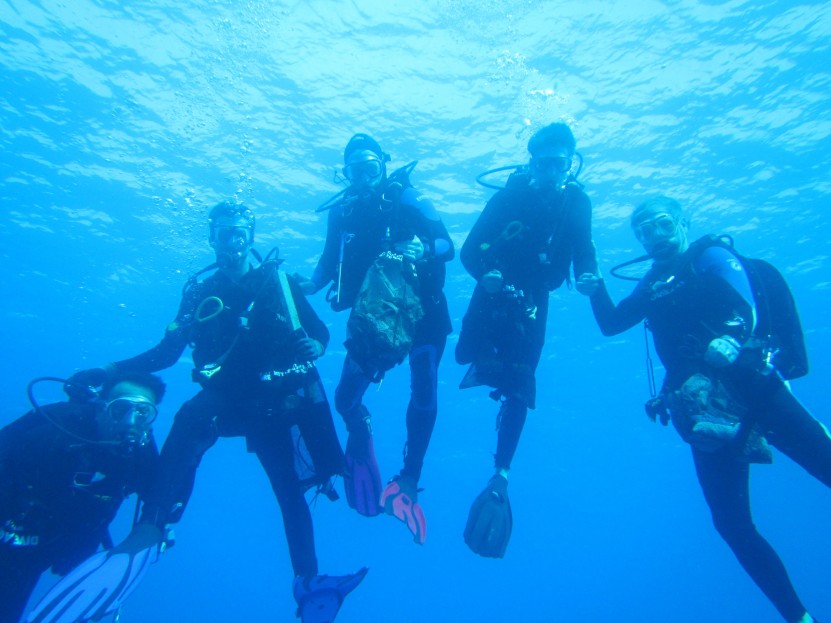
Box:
[2,1,830,621]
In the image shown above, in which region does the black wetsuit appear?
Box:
[312,181,454,485]
[0,403,157,623]
[457,178,596,470]
[112,260,343,577]
[589,239,831,622]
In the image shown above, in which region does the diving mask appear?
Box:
[343,158,383,184]
[633,213,678,243]
[530,155,572,174]
[105,396,159,427]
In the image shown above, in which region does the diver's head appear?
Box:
[97,372,165,451]
[208,200,255,270]
[342,133,389,195]
[527,122,576,191]
[630,195,690,261]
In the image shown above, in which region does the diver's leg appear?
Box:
[140,390,221,527]
[0,549,45,623]
[251,420,318,577]
[335,355,382,516]
[400,336,446,485]
[494,397,528,472]
[334,355,372,431]
[456,285,491,365]
[492,300,545,471]
[295,377,345,484]
[756,382,831,488]
[693,448,807,621]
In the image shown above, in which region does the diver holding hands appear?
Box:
[577,196,827,623]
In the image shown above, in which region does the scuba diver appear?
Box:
[1,372,163,623]
[65,201,366,623]
[296,133,454,545]
[457,122,598,558]
[576,195,827,623]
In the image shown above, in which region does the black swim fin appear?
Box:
[463,474,512,559]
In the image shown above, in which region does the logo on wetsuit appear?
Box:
[1,520,39,547]
[649,275,681,301]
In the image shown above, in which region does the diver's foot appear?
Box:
[343,430,383,517]
[380,474,426,544]
[293,568,369,623]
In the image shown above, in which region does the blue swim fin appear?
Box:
[293,567,368,623]
[25,544,159,623]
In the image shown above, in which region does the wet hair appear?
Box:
[208,199,255,245]
[102,371,166,404]
[208,200,255,228]
[630,195,686,228]
[527,122,576,157]
[343,133,385,163]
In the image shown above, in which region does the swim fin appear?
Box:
[343,428,383,517]
[25,544,160,623]
[380,475,426,545]
[293,567,369,623]
[463,474,512,558]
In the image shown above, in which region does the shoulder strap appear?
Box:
[277,270,302,332]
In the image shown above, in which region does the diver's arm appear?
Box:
[308,207,342,292]
[0,406,70,506]
[133,440,160,502]
[695,246,758,368]
[460,194,506,281]
[289,274,330,349]
[696,246,756,338]
[112,293,194,374]
[569,189,599,278]
[0,416,27,502]
[402,188,454,263]
[589,279,648,336]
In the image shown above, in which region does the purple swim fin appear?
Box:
[343,430,383,517]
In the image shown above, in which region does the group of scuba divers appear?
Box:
[1,122,829,623]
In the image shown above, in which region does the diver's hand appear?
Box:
[293,274,320,296]
[296,337,325,361]
[575,273,601,296]
[64,365,115,401]
[394,237,424,262]
[480,270,504,294]
[644,396,671,426]
[704,335,741,368]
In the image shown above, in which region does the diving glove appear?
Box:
[64,365,115,402]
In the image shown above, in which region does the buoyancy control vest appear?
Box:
[688,235,808,380]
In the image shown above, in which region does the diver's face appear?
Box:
[97,381,158,449]
[343,149,384,193]
[632,208,688,261]
[529,145,572,191]
[210,216,253,268]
